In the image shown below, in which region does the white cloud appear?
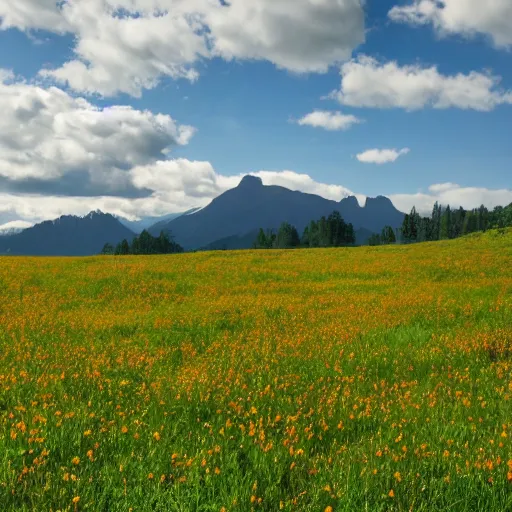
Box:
[1,0,365,97]
[130,159,227,199]
[389,0,512,49]
[0,69,14,83]
[205,0,365,73]
[0,220,33,233]
[250,170,356,202]
[2,165,512,226]
[0,164,360,225]
[356,148,410,164]
[0,74,194,191]
[334,56,512,111]
[297,110,362,131]
[0,0,69,32]
[428,182,460,193]
[390,183,512,216]
[38,0,210,97]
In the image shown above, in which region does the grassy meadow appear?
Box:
[1,229,512,511]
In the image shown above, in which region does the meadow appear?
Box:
[1,229,511,511]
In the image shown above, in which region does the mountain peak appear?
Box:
[341,196,360,208]
[364,196,393,208]
[237,175,263,189]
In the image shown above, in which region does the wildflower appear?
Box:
[71,457,80,466]
[388,490,395,498]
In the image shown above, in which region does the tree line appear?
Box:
[397,202,512,244]
[101,230,183,255]
[254,211,356,249]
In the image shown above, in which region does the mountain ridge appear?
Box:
[150,178,404,250]
[0,180,405,255]
[0,211,135,256]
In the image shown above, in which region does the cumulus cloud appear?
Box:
[390,183,512,216]
[250,170,357,202]
[296,110,362,131]
[356,148,410,164]
[334,56,512,111]
[0,0,69,32]
[0,74,194,195]
[1,0,365,97]
[389,0,512,49]
[0,69,14,83]
[0,163,362,226]
[38,0,210,97]
[0,220,33,233]
[3,173,511,227]
[205,0,365,73]
[130,159,228,200]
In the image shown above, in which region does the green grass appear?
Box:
[0,230,511,511]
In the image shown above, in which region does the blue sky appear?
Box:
[0,0,511,228]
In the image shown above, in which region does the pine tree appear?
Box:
[301,226,310,247]
[276,222,300,249]
[345,223,356,245]
[381,226,396,245]
[368,234,381,246]
[440,206,452,240]
[120,239,130,255]
[101,243,114,255]
[255,228,268,249]
[431,202,441,241]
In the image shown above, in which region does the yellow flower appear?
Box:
[388,489,395,498]
[153,432,161,441]
[72,496,80,504]
[72,457,80,466]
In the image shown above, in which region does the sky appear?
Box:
[0,0,511,230]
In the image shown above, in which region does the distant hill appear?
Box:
[151,176,404,250]
[147,208,202,234]
[200,226,376,251]
[354,227,375,246]
[117,208,201,234]
[0,211,135,256]
[199,230,260,251]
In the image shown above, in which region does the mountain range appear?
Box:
[0,211,135,256]
[150,176,404,250]
[0,178,405,256]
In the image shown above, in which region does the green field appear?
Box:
[1,230,512,511]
